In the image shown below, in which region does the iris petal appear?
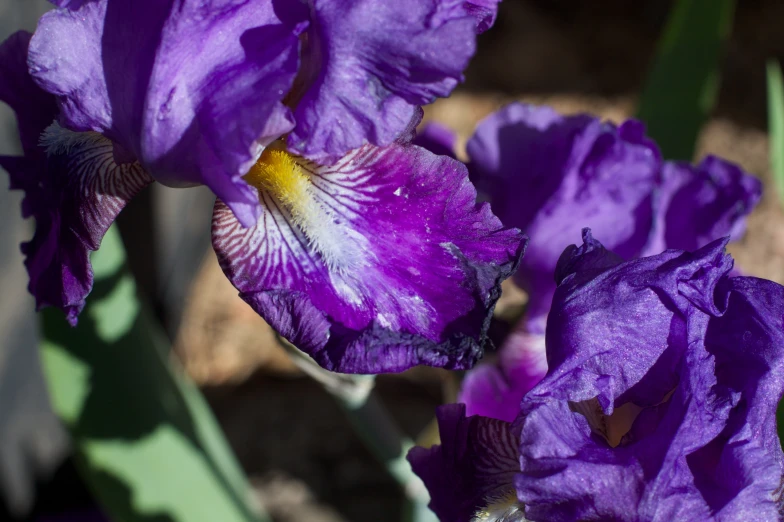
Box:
[1,30,151,324]
[463,0,503,33]
[516,234,784,521]
[212,143,524,373]
[413,122,458,160]
[643,155,763,256]
[28,0,301,227]
[3,124,152,324]
[459,326,547,423]
[407,404,520,522]
[286,0,477,163]
[467,103,662,331]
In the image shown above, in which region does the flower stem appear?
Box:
[278,337,436,522]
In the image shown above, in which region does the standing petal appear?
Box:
[28,0,302,226]
[407,404,521,522]
[286,0,478,163]
[212,143,525,373]
[695,276,784,518]
[643,156,762,255]
[466,103,661,330]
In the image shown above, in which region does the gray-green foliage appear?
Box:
[40,225,267,522]
[767,60,784,205]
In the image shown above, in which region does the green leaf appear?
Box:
[39,224,267,522]
[767,60,784,205]
[636,0,735,160]
[770,61,784,443]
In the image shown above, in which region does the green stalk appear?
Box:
[39,224,268,522]
[279,338,437,522]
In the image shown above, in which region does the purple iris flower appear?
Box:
[419,103,760,422]
[0,1,523,374]
[28,0,492,226]
[466,102,761,332]
[211,143,524,373]
[409,231,784,521]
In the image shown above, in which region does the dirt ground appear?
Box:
[171,2,784,521]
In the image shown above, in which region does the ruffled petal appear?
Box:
[459,325,547,423]
[212,143,525,373]
[515,234,784,521]
[0,30,146,324]
[407,404,521,522]
[286,0,477,163]
[466,103,661,330]
[547,232,732,407]
[693,276,784,519]
[29,0,301,226]
[643,155,762,255]
[2,124,152,324]
[28,2,114,133]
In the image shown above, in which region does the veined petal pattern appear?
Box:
[212,143,524,373]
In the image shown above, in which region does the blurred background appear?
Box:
[1,0,783,521]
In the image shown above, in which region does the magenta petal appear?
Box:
[286,0,477,163]
[212,143,525,373]
[459,325,547,423]
[407,404,520,522]
[29,0,301,227]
